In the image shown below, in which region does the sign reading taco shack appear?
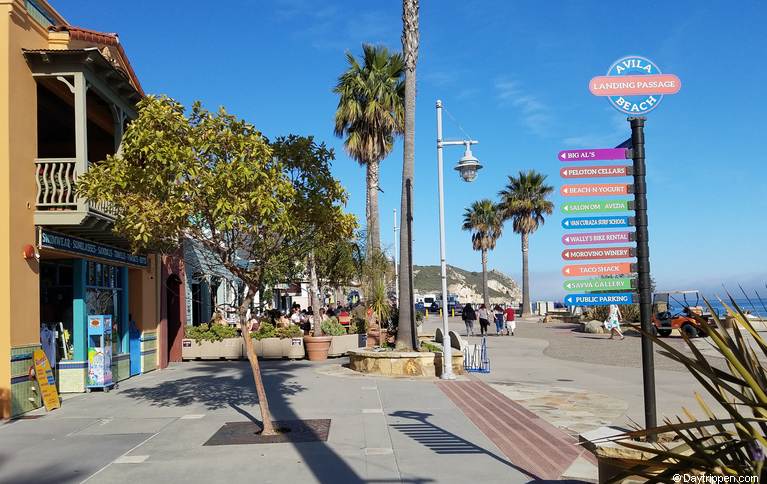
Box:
[589,56,681,115]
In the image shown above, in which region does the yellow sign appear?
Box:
[33,349,60,411]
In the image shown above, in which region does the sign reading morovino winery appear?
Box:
[38,229,148,267]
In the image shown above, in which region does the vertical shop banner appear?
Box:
[33,349,60,411]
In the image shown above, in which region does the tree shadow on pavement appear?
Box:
[120,360,433,483]
[389,410,537,480]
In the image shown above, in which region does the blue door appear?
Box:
[129,322,141,376]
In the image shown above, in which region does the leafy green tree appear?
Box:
[462,200,503,308]
[77,97,355,435]
[397,0,419,350]
[333,43,404,252]
[498,170,554,317]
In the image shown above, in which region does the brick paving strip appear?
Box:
[437,379,597,480]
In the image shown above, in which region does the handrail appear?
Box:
[34,158,116,218]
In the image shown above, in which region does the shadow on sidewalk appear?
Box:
[389,410,537,480]
[119,360,433,483]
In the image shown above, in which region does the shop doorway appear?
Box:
[166,275,183,363]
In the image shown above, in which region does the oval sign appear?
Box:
[589,55,681,115]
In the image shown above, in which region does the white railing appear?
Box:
[35,158,116,218]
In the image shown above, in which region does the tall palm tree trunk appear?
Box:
[397,0,419,350]
[366,160,381,251]
[481,248,489,308]
[521,231,531,317]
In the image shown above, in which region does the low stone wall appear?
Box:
[348,349,436,377]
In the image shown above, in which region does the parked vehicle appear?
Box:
[651,290,714,338]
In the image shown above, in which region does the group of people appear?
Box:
[246,302,351,333]
[461,303,517,337]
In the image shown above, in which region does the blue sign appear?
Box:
[564,292,634,307]
[38,228,148,267]
[562,216,633,229]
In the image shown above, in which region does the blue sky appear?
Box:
[62,0,766,300]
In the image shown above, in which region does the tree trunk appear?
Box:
[396,0,419,351]
[308,251,322,336]
[521,231,531,317]
[481,248,489,308]
[366,161,381,252]
[238,288,276,435]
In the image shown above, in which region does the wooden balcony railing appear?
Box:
[35,158,116,221]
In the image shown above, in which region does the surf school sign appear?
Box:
[589,56,681,115]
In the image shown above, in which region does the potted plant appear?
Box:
[276,325,305,359]
[182,323,241,360]
[304,252,333,361]
[324,317,357,357]
[251,322,282,359]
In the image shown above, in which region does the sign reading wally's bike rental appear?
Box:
[589,55,681,115]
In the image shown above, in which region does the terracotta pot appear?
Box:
[303,335,332,361]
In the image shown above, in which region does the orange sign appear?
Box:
[589,74,682,97]
[562,262,635,277]
[33,349,60,411]
[560,184,631,196]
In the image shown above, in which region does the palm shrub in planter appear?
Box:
[598,297,767,482]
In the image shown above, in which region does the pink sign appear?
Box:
[589,74,682,97]
[560,165,631,179]
[558,148,627,162]
[562,231,634,246]
[561,184,631,196]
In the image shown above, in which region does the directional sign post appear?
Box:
[564,292,635,306]
[560,165,632,178]
[563,277,635,292]
[562,216,634,230]
[561,200,632,214]
[562,262,635,277]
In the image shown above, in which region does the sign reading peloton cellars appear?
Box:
[560,165,631,179]
[38,229,148,267]
[562,231,635,245]
[561,184,632,196]
[562,247,635,261]
[562,262,636,277]
[564,292,634,306]
[564,277,635,292]
[558,148,627,162]
[589,55,682,115]
[561,200,632,214]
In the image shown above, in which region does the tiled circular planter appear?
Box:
[348,349,436,377]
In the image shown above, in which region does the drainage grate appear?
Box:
[204,419,331,446]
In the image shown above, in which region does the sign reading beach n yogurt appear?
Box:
[589,55,682,115]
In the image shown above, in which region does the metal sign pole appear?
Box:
[629,116,657,437]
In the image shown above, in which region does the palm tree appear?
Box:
[498,170,554,317]
[397,0,419,350]
[462,200,503,309]
[334,44,404,252]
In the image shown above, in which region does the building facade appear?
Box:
[0,0,184,418]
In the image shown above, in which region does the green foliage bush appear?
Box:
[251,322,276,340]
[420,341,442,353]
[185,323,238,344]
[321,317,347,336]
[350,305,368,334]
[275,325,303,339]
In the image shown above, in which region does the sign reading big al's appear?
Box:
[590,56,681,115]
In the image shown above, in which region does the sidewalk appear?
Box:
[1,360,547,484]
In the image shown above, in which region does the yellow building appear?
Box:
[0,0,183,419]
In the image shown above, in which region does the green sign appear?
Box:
[561,200,630,214]
[563,277,634,292]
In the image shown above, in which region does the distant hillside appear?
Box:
[413,265,521,305]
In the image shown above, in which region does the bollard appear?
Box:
[439,309,442,317]
[451,308,455,317]
[426,309,429,318]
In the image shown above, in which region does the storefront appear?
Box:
[37,229,150,393]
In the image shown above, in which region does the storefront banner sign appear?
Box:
[33,349,60,411]
[38,229,148,267]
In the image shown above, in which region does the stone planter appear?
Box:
[282,337,305,359]
[328,333,360,357]
[182,338,242,360]
[348,349,436,377]
[260,337,283,359]
[433,352,465,377]
[366,328,381,347]
[304,335,332,361]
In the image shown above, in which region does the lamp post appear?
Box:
[393,209,399,303]
[436,99,482,380]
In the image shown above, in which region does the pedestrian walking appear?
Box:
[605,304,625,340]
[493,305,504,335]
[504,305,516,336]
[477,304,491,336]
[462,303,476,336]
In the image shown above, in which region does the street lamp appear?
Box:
[436,99,481,380]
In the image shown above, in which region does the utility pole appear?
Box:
[394,209,399,302]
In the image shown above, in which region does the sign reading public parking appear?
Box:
[564,292,634,306]
[589,55,681,115]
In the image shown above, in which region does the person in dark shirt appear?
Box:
[461,303,476,336]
